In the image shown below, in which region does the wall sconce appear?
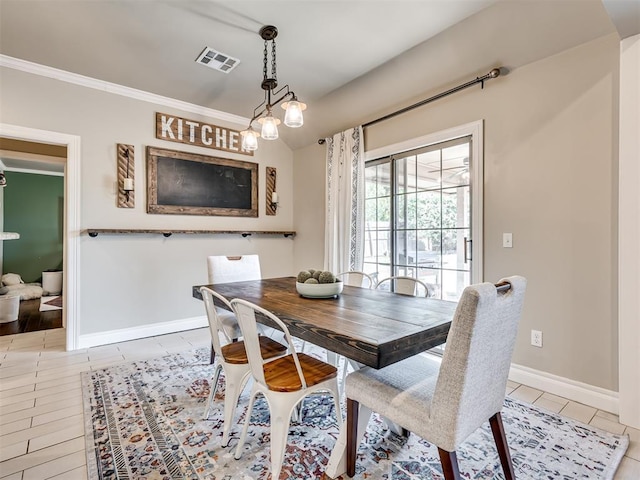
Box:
[122,149,134,201]
[117,143,135,208]
[266,166,278,215]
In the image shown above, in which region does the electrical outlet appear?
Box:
[531,330,543,347]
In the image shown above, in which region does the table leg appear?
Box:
[325,403,371,478]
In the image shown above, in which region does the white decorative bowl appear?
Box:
[296,280,343,298]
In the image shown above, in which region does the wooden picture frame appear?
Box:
[146,146,258,217]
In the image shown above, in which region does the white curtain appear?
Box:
[324,126,365,274]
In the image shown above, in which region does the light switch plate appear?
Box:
[503,233,513,248]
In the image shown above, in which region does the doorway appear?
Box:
[0,123,81,350]
[0,145,65,335]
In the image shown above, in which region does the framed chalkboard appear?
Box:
[146,146,258,217]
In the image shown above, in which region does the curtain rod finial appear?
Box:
[318,139,326,145]
[489,68,501,78]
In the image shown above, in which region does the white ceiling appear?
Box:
[0,0,496,115]
[0,0,635,151]
[602,0,640,39]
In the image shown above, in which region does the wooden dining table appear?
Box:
[192,276,456,369]
[191,276,458,477]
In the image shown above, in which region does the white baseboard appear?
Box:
[77,316,208,349]
[509,363,619,414]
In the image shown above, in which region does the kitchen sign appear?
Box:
[155,112,253,156]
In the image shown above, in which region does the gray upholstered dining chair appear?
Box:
[345,276,527,479]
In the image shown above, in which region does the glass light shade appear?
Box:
[241,128,259,151]
[258,115,280,140]
[282,100,307,128]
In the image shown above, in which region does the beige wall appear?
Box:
[292,142,326,272]
[0,67,295,336]
[294,34,620,391]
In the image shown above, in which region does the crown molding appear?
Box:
[0,54,250,126]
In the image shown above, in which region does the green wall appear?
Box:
[3,172,64,283]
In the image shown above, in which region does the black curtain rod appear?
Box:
[318,67,501,145]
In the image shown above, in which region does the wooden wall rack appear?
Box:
[85,229,295,238]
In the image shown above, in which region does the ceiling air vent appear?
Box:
[195,47,240,73]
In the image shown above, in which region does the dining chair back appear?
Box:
[337,271,375,289]
[207,254,261,284]
[199,287,286,447]
[205,255,262,362]
[230,298,343,479]
[375,275,430,297]
[346,276,527,479]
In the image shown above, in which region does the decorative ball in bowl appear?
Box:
[296,269,343,298]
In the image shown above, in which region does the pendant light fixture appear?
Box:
[241,25,306,152]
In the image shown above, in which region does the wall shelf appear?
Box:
[0,232,20,240]
[85,229,295,238]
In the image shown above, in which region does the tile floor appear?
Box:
[0,328,638,479]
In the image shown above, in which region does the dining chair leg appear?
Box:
[268,393,300,480]
[489,412,515,480]
[438,448,461,480]
[221,370,250,447]
[234,388,259,460]
[347,398,359,477]
[203,364,222,419]
[210,345,215,364]
[332,382,343,427]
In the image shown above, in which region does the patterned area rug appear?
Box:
[39,295,62,312]
[81,348,628,479]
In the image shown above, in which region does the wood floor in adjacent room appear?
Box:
[0,328,638,479]
[0,299,62,336]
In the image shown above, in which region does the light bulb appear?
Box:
[259,115,280,140]
[282,100,306,128]
[241,128,259,151]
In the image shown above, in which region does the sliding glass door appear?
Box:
[364,136,474,301]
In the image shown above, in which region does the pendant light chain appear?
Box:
[263,40,268,83]
[271,39,277,83]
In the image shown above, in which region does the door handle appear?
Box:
[464,237,472,263]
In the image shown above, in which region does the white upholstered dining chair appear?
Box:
[345,276,527,479]
[207,254,262,285]
[230,298,343,480]
[206,254,262,363]
[199,287,286,447]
